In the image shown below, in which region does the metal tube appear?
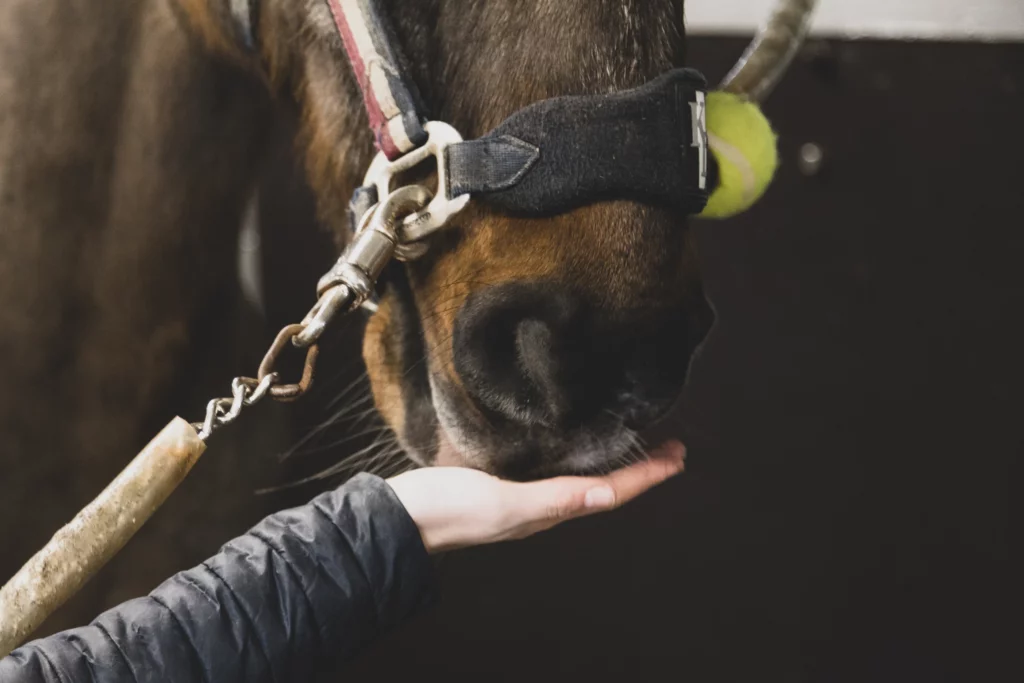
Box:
[719,0,819,102]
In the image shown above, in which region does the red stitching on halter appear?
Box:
[325,0,424,160]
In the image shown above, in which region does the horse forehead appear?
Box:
[440,3,680,118]
[436,0,680,68]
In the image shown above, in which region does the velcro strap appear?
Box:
[445,68,714,217]
[447,137,541,196]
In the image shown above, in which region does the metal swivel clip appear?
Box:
[292,185,433,349]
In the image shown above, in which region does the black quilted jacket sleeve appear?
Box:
[0,473,438,683]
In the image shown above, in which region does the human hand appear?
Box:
[385,440,686,554]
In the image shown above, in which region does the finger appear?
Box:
[586,440,686,510]
[509,440,686,524]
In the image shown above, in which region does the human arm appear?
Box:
[0,441,684,682]
[0,473,434,683]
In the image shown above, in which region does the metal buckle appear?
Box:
[362,121,471,244]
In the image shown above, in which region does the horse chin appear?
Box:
[411,370,643,481]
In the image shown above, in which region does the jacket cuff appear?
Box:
[312,472,439,629]
[238,471,439,664]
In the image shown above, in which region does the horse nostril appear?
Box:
[514,318,573,423]
[452,281,694,432]
[453,282,582,427]
[615,309,698,429]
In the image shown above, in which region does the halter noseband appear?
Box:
[325,0,713,241]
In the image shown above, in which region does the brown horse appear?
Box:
[0,0,804,642]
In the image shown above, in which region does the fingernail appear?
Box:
[584,486,616,509]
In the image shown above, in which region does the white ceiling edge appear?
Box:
[685,0,1024,42]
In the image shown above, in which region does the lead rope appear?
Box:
[0,184,439,658]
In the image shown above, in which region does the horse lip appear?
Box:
[424,369,644,478]
[425,371,491,469]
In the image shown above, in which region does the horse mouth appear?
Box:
[427,374,647,480]
[406,366,648,481]
[365,266,671,481]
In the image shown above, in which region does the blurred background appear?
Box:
[2,1,1020,681]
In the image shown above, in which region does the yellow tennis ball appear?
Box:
[700,91,779,219]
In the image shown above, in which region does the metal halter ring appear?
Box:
[362,121,471,243]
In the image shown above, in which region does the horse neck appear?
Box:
[0,0,274,447]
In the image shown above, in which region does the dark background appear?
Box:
[297,37,1019,682]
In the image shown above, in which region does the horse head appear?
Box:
[182,0,811,480]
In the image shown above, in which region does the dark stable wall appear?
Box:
[325,38,1022,682]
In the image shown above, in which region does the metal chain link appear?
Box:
[193,374,278,441]
[191,185,436,443]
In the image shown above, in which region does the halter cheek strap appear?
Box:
[325,0,429,159]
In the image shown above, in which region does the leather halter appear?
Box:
[324,0,714,244]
